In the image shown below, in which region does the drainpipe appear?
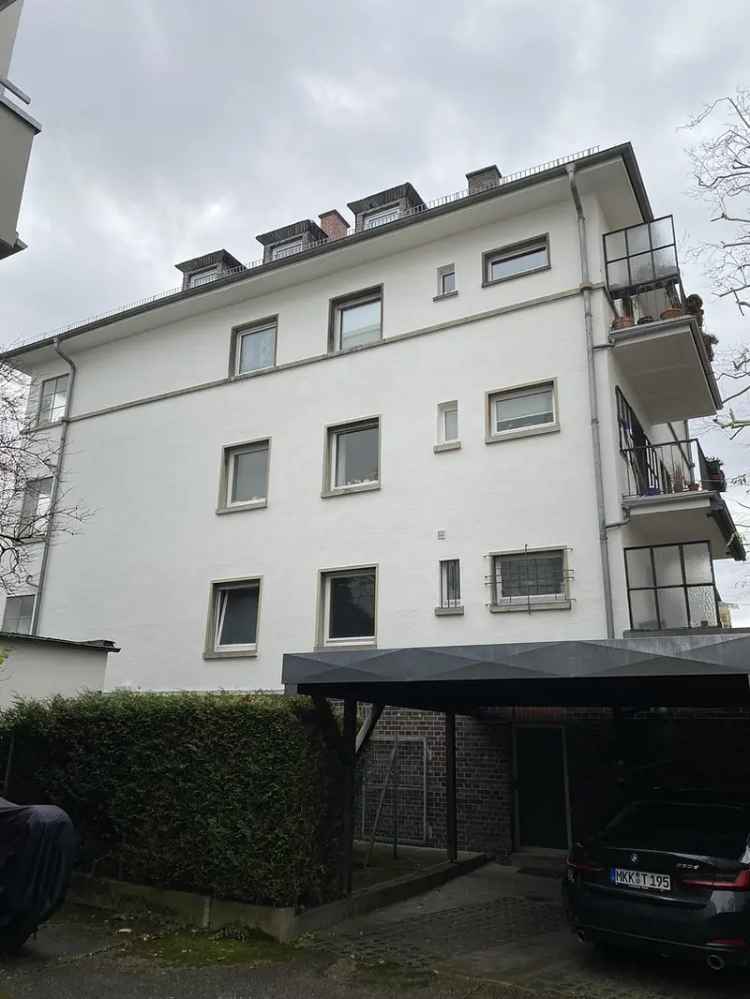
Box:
[30,338,77,636]
[567,164,615,639]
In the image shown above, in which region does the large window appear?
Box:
[490,548,569,610]
[20,477,53,536]
[487,382,556,440]
[221,440,269,510]
[37,374,69,425]
[330,288,382,352]
[234,321,277,375]
[326,419,379,494]
[625,541,719,631]
[321,567,376,646]
[2,594,35,635]
[483,236,549,286]
[206,579,260,656]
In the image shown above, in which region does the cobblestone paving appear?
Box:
[304,895,565,969]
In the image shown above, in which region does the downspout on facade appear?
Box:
[30,337,77,635]
[566,163,616,639]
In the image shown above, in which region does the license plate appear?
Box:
[611,868,671,891]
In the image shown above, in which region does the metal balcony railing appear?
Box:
[603,215,681,299]
[621,438,725,498]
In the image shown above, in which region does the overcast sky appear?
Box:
[2,0,749,618]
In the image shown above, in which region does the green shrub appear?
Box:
[0,691,344,908]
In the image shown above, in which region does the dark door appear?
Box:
[514,727,569,850]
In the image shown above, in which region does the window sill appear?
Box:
[433,440,461,453]
[230,365,276,381]
[318,642,377,651]
[32,419,63,432]
[203,649,258,660]
[216,500,267,515]
[489,599,571,613]
[322,482,380,499]
[433,290,459,302]
[329,337,384,357]
[481,263,550,288]
[435,606,464,616]
[485,422,560,445]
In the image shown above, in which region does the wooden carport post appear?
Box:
[342,698,358,895]
[445,711,458,862]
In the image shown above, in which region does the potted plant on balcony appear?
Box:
[704,457,726,492]
[660,304,686,320]
[702,331,718,361]
[686,293,704,328]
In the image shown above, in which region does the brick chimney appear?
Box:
[466,165,502,196]
[319,210,349,241]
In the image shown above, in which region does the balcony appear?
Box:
[624,541,724,632]
[603,217,721,423]
[0,76,41,259]
[620,439,744,561]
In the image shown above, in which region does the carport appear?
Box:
[282,633,750,893]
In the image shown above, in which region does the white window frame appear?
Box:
[188,266,218,288]
[486,380,559,443]
[20,476,53,536]
[437,264,456,297]
[439,558,462,609]
[321,566,377,648]
[488,547,570,612]
[271,237,304,260]
[234,321,277,375]
[326,418,380,494]
[483,235,549,286]
[207,578,261,657]
[363,204,401,230]
[36,374,69,426]
[437,401,459,445]
[2,593,36,635]
[330,289,383,353]
[222,440,269,510]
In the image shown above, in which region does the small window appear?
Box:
[363,205,400,229]
[483,236,549,285]
[188,267,218,288]
[37,374,69,425]
[222,441,269,509]
[271,237,304,261]
[437,265,456,297]
[488,382,556,439]
[2,594,35,635]
[322,567,376,646]
[235,321,277,375]
[327,419,379,493]
[330,289,383,352]
[20,477,53,536]
[491,549,568,609]
[437,401,459,444]
[209,579,260,655]
[439,559,462,609]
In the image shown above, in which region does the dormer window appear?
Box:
[187,266,218,288]
[175,249,243,292]
[271,237,304,261]
[363,205,401,230]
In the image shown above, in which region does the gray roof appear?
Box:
[0,632,119,652]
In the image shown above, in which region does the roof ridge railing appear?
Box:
[11,146,600,351]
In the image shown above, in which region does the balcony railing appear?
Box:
[621,438,726,499]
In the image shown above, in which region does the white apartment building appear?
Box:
[0,0,39,260]
[1,143,743,695]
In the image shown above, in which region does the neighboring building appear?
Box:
[0,0,40,260]
[0,144,745,853]
[0,633,115,708]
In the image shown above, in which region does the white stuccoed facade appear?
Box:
[3,145,740,691]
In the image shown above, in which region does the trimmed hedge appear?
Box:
[0,691,344,908]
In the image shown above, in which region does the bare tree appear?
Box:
[0,361,86,594]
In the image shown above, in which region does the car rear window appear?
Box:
[600,802,750,860]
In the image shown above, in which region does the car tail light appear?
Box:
[567,859,605,873]
[705,938,748,949]
[683,869,750,891]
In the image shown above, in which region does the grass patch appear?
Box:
[355,960,434,991]
[131,926,298,968]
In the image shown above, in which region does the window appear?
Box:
[187,267,218,288]
[221,441,269,510]
[363,205,400,229]
[207,579,260,656]
[271,237,303,261]
[321,567,376,646]
[487,381,556,440]
[483,236,549,286]
[37,374,69,425]
[490,548,569,610]
[326,419,379,493]
[330,289,383,352]
[235,321,277,375]
[438,559,462,610]
[20,477,53,535]
[2,594,35,635]
[436,265,456,297]
[625,541,719,631]
[435,401,460,452]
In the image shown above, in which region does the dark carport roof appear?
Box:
[282,635,750,710]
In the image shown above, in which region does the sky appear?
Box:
[1,0,749,618]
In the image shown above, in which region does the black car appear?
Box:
[564,792,750,972]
